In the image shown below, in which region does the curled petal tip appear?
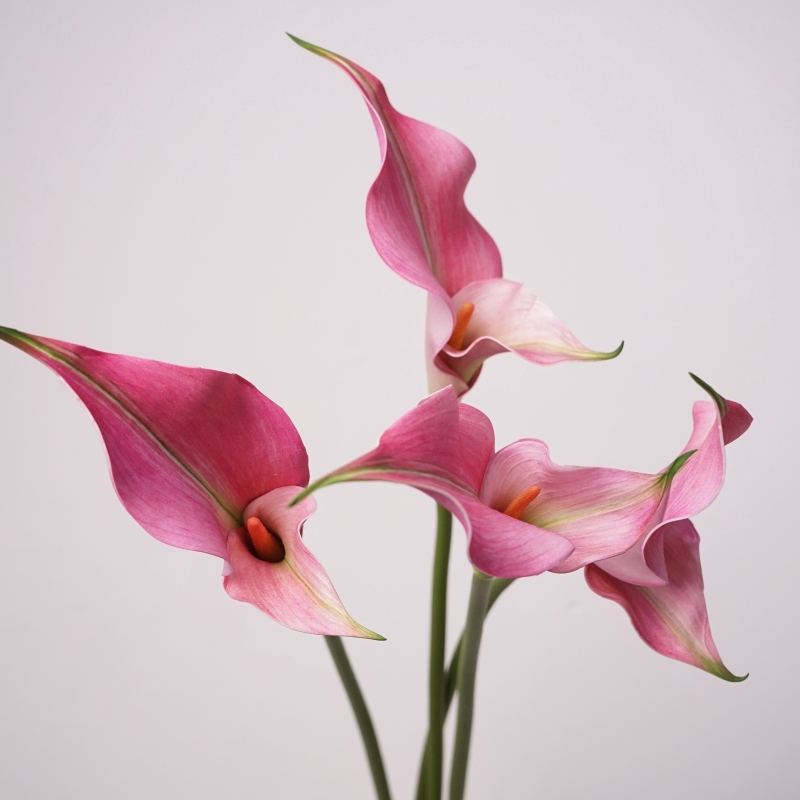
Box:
[689,372,727,416]
[714,667,749,683]
[602,340,625,360]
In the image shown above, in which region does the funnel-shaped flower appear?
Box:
[290,35,622,395]
[301,377,750,676]
[481,374,752,585]
[296,386,575,578]
[586,519,746,681]
[0,326,380,639]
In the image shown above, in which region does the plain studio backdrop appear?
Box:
[0,2,797,798]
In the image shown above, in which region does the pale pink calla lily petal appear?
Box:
[481,439,664,572]
[224,488,382,639]
[289,35,502,301]
[430,280,624,393]
[300,387,574,578]
[586,520,746,681]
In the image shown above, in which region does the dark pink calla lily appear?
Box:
[301,377,750,677]
[586,520,746,681]
[295,386,575,579]
[0,326,381,639]
[481,374,752,585]
[290,35,622,395]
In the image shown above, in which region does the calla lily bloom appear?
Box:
[301,377,750,676]
[0,326,381,639]
[290,35,622,395]
[296,386,575,579]
[586,519,746,681]
[482,374,753,585]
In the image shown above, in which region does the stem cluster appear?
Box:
[328,506,513,800]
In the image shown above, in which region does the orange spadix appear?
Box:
[502,485,541,519]
[245,516,286,563]
[447,302,475,351]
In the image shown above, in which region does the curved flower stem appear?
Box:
[427,504,453,800]
[415,578,514,799]
[325,636,392,800]
[449,570,493,800]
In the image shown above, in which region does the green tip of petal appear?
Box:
[595,340,624,360]
[290,468,379,507]
[689,373,728,416]
[710,664,749,683]
[0,326,36,352]
[286,33,335,60]
[661,449,697,485]
[289,474,344,507]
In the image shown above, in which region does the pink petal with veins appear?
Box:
[224,488,381,639]
[432,280,622,393]
[599,400,728,585]
[481,439,663,572]
[0,328,307,560]
[315,388,573,577]
[289,36,502,301]
[586,520,746,681]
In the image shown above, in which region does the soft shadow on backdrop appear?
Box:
[1,2,797,798]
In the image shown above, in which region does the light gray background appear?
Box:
[1,2,797,798]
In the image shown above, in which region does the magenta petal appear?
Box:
[0,328,308,560]
[454,494,573,578]
[290,35,502,300]
[586,520,745,681]
[224,488,381,638]
[341,387,495,495]
[306,388,573,577]
[721,399,753,445]
[598,399,729,585]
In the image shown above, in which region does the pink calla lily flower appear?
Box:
[296,386,575,579]
[290,35,622,395]
[586,519,746,681]
[0,326,381,640]
[302,377,750,677]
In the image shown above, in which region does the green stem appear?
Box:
[425,504,452,800]
[415,579,514,799]
[449,570,492,800]
[325,636,392,800]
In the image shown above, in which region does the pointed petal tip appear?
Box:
[582,340,624,361]
[689,372,727,415]
[720,669,749,683]
[708,662,748,682]
[606,340,625,359]
[0,325,23,344]
[286,33,334,60]
[288,472,355,506]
